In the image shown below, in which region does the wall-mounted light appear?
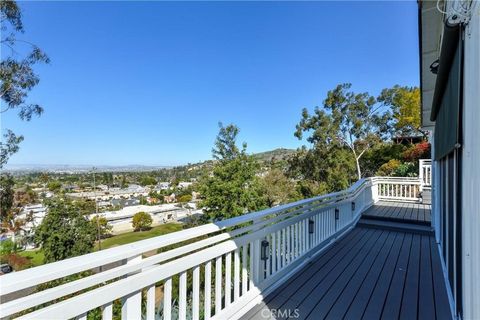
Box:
[261,240,269,261]
[335,208,339,220]
[430,59,439,74]
[308,219,314,234]
[351,202,356,211]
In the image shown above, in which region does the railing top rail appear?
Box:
[1,178,371,295]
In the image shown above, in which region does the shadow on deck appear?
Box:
[241,202,451,320]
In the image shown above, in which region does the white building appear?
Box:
[90,204,183,233]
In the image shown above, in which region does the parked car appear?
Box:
[0,263,13,275]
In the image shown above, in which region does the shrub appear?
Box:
[376,159,401,176]
[132,212,153,231]
[0,239,17,255]
[402,141,431,162]
[393,162,417,177]
[178,194,192,203]
[2,253,30,271]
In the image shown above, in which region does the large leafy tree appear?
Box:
[294,83,392,180]
[0,173,15,224]
[377,85,424,136]
[35,199,96,263]
[288,145,356,196]
[199,123,265,221]
[259,168,300,207]
[1,0,49,168]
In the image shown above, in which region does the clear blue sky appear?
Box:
[3,1,419,166]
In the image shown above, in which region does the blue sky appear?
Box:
[3,1,419,166]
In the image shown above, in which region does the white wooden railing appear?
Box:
[0,174,429,320]
[0,179,376,320]
[372,177,422,202]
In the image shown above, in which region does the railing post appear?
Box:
[121,254,142,319]
[371,181,379,203]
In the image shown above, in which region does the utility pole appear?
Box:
[93,167,101,251]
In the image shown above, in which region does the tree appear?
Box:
[132,211,152,231]
[287,145,356,196]
[199,123,265,221]
[47,180,62,192]
[294,83,392,180]
[260,168,300,207]
[140,176,156,186]
[35,199,96,263]
[91,215,112,239]
[178,194,192,203]
[0,173,15,224]
[377,85,423,136]
[0,1,49,168]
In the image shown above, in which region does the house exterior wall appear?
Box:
[461,4,480,319]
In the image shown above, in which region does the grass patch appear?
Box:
[96,223,183,250]
[13,223,183,268]
[18,250,45,268]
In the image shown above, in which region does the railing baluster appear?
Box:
[215,256,222,314]
[205,261,212,320]
[179,271,187,320]
[102,303,113,320]
[146,285,155,320]
[302,219,307,253]
[225,252,232,307]
[281,228,286,268]
[77,313,87,320]
[294,222,299,258]
[164,277,172,320]
[276,230,281,270]
[234,249,240,301]
[241,245,248,295]
[192,265,200,320]
[271,232,277,274]
[286,225,291,264]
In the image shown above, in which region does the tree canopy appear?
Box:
[377,85,423,136]
[199,123,265,221]
[294,83,391,179]
[35,199,96,263]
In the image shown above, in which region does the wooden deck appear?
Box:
[241,202,451,320]
[362,200,431,225]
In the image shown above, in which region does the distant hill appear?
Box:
[252,148,296,163]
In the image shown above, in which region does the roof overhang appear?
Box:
[418,0,444,129]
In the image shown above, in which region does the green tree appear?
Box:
[295,83,392,179]
[0,1,50,168]
[288,145,356,196]
[0,173,15,224]
[47,180,62,192]
[199,123,265,221]
[91,215,113,239]
[360,143,406,177]
[260,168,300,207]
[178,194,192,203]
[140,176,157,186]
[377,85,423,136]
[35,199,96,263]
[132,212,153,231]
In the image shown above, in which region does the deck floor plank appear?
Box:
[323,231,397,320]
[399,234,421,320]
[343,231,405,320]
